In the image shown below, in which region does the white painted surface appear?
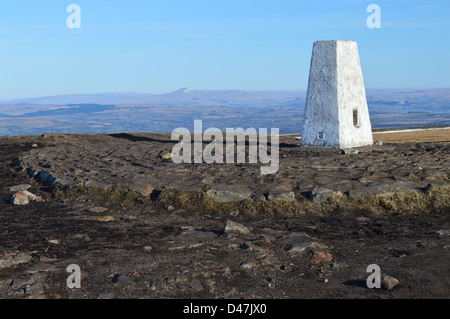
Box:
[302,40,373,148]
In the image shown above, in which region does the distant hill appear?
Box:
[0,88,449,136]
[1,89,306,107]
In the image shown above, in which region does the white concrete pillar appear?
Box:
[302,40,373,148]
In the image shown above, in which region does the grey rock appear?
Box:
[267,191,295,202]
[285,241,317,254]
[25,263,57,273]
[0,252,32,269]
[21,190,42,202]
[10,192,29,205]
[206,184,251,203]
[89,206,108,213]
[341,148,359,155]
[265,183,296,202]
[111,274,131,284]
[190,279,204,291]
[251,194,266,203]
[83,180,111,190]
[25,282,45,294]
[8,184,32,192]
[381,275,399,290]
[311,187,334,204]
[37,171,56,186]
[224,220,250,235]
[431,229,450,237]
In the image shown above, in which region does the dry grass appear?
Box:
[373,128,450,143]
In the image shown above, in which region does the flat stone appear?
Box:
[285,241,317,254]
[0,252,32,269]
[311,187,334,204]
[112,274,131,284]
[224,220,250,235]
[190,279,204,291]
[8,184,31,192]
[89,216,115,222]
[88,206,108,213]
[25,263,58,273]
[206,184,251,203]
[431,229,450,237]
[118,175,158,197]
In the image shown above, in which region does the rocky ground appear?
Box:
[0,131,449,300]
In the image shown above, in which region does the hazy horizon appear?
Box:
[2,87,450,103]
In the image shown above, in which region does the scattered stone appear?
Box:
[88,206,108,213]
[111,274,130,284]
[206,184,251,203]
[143,245,153,251]
[356,217,371,223]
[10,192,29,205]
[31,143,38,148]
[311,251,333,264]
[119,175,158,197]
[374,141,383,146]
[285,241,317,255]
[89,215,115,222]
[224,220,250,235]
[229,210,240,217]
[310,187,334,204]
[8,184,31,192]
[160,152,174,160]
[371,171,391,179]
[341,148,359,155]
[10,189,43,205]
[267,190,295,201]
[251,194,266,203]
[240,261,257,271]
[431,229,450,237]
[36,171,56,186]
[265,183,296,201]
[25,282,45,295]
[83,180,111,190]
[25,263,57,274]
[0,252,32,269]
[48,239,60,245]
[381,275,399,290]
[190,279,204,292]
[22,190,42,202]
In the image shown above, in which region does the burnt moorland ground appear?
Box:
[0,129,449,300]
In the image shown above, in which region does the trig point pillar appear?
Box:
[301,40,373,148]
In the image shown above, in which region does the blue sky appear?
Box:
[0,0,449,99]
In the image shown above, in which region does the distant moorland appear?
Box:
[0,88,449,136]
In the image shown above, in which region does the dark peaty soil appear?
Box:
[0,134,448,299]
